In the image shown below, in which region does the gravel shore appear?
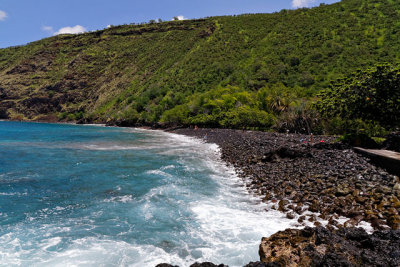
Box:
[172,128,400,231]
[158,127,400,266]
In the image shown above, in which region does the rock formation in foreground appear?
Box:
[259,227,400,266]
[157,226,400,266]
[157,227,400,267]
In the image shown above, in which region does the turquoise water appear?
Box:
[0,121,294,267]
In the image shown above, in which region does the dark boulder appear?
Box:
[259,227,400,267]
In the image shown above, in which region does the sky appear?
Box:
[0,0,340,48]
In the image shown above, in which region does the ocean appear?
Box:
[0,121,295,267]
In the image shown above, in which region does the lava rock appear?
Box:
[173,128,399,230]
[259,227,400,266]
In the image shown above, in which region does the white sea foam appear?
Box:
[0,127,376,267]
[0,192,27,196]
[128,129,300,265]
[41,237,62,251]
[143,129,376,263]
[104,195,133,203]
[263,200,374,233]
[146,169,173,178]
[161,165,175,170]
[31,238,197,267]
[80,143,142,151]
[1,230,194,267]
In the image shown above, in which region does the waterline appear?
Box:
[0,122,298,266]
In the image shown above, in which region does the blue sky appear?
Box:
[0,0,340,48]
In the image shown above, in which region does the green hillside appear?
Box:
[0,0,399,131]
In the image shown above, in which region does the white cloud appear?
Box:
[0,10,7,21]
[42,25,54,34]
[173,15,187,21]
[54,25,87,35]
[292,0,316,8]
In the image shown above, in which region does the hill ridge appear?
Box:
[0,0,399,129]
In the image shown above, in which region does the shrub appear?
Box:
[315,64,400,130]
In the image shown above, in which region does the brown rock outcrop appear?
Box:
[259,227,400,266]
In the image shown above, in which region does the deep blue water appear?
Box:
[0,121,293,266]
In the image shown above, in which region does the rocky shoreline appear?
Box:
[3,121,399,265]
[157,226,400,266]
[173,128,399,231]
[165,128,400,266]
[258,227,400,266]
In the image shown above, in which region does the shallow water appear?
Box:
[0,121,297,267]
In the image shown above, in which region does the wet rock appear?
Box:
[344,218,360,228]
[314,221,322,227]
[294,205,304,215]
[371,218,386,230]
[173,128,399,229]
[308,200,320,212]
[308,214,317,222]
[278,200,288,212]
[259,227,400,266]
[318,213,328,220]
[298,215,306,223]
[286,212,295,219]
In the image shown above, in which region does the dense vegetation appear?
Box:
[315,64,400,135]
[0,0,399,134]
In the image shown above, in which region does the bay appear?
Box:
[0,121,294,267]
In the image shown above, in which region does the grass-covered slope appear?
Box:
[0,0,399,128]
